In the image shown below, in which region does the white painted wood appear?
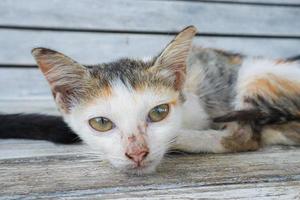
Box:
[1,30,300,65]
[211,0,300,5]
[0,68,52,100]
[0,141,299,199]
[0,0,300,36]
[0,99,57,114]
[0,140,92,159]
[206,0,300,4]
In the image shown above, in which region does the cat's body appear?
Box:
[1,26,300,174]
[178,46,300,154]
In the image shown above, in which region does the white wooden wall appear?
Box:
[0,0,299,113]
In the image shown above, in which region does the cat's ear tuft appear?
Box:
[150,26,197,90]
[32,48,90,113]
[32,48,60,73]
[32,48,83,73]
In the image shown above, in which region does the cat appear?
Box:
[1,26,300,174]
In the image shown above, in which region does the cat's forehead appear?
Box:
[75,79,180,125]
[87,58,173,90]
[89,58,153,76]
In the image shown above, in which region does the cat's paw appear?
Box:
[221,124,260,152]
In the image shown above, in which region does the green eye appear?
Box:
[148,104,170,122]
[89,117,114,132]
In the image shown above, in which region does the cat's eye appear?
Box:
[89,117,114,132]
[148,104,170,122]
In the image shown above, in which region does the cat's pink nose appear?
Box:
[125,150,149,166]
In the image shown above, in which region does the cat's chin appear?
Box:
[112,159,161,175]
[121,164,157,175]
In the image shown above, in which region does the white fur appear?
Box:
[182,61,210,130]
[172,129,229,153]
[238,58,300,84]
[64,76,228,173]
[181,92,210,130]
[235,58,300,109]
[65,80,182,174]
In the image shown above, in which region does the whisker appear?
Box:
[167,149,189,156]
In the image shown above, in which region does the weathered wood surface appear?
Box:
[206,0,300,4]
[0,100,57,115]
[1,30,300,66]
[1,139,300,199]
[1,0,299,36]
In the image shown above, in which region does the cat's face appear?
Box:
[32,26,197,174]
[68,79,183,174]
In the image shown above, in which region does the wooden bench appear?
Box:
[1,0,300,199]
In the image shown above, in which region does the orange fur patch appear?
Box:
[79,84,112,109]
[229,56,242,65]
[246,74,300,98]
[275,59,293,65]
[100,85,112,97]
[169,99,178,106]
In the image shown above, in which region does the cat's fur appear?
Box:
[1,26,300,174]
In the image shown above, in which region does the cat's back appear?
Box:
[185,47,242,118]
[235,57,300,114]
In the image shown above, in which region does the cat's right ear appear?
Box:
[150,26,197,90]
[32,48,90,112]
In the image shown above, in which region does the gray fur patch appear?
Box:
[187,47,243,119]
[87,58,175,90]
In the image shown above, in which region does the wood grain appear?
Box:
[0,0,300,36]
[0,140,299,199]
[198,0,300,4]
[0,140,91,159]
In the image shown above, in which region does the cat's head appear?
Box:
[32,26,197,174]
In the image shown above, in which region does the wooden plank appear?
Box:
[0,68,52,100]
[0,140,91,159]
[194,0,300,5]
[35,181,300,199]
[0,0,300,36]
[0,30,300,66]
[0,99,57,114]
[0,143,299,199]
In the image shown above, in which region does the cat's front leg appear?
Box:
[172,123,260,153]
[172,129,230,153]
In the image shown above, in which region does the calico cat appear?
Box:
[1,26,300,174]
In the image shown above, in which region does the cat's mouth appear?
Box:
[125,158,152,169]
[123,160,158,174]
[132,160,153,168]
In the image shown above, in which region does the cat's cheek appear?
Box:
[108,158,131,171]
[145,107,183,167]
[147,107,182,142]
[85,130,123,153]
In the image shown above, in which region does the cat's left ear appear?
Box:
[150,26,197,90]
[31,48,91,113]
